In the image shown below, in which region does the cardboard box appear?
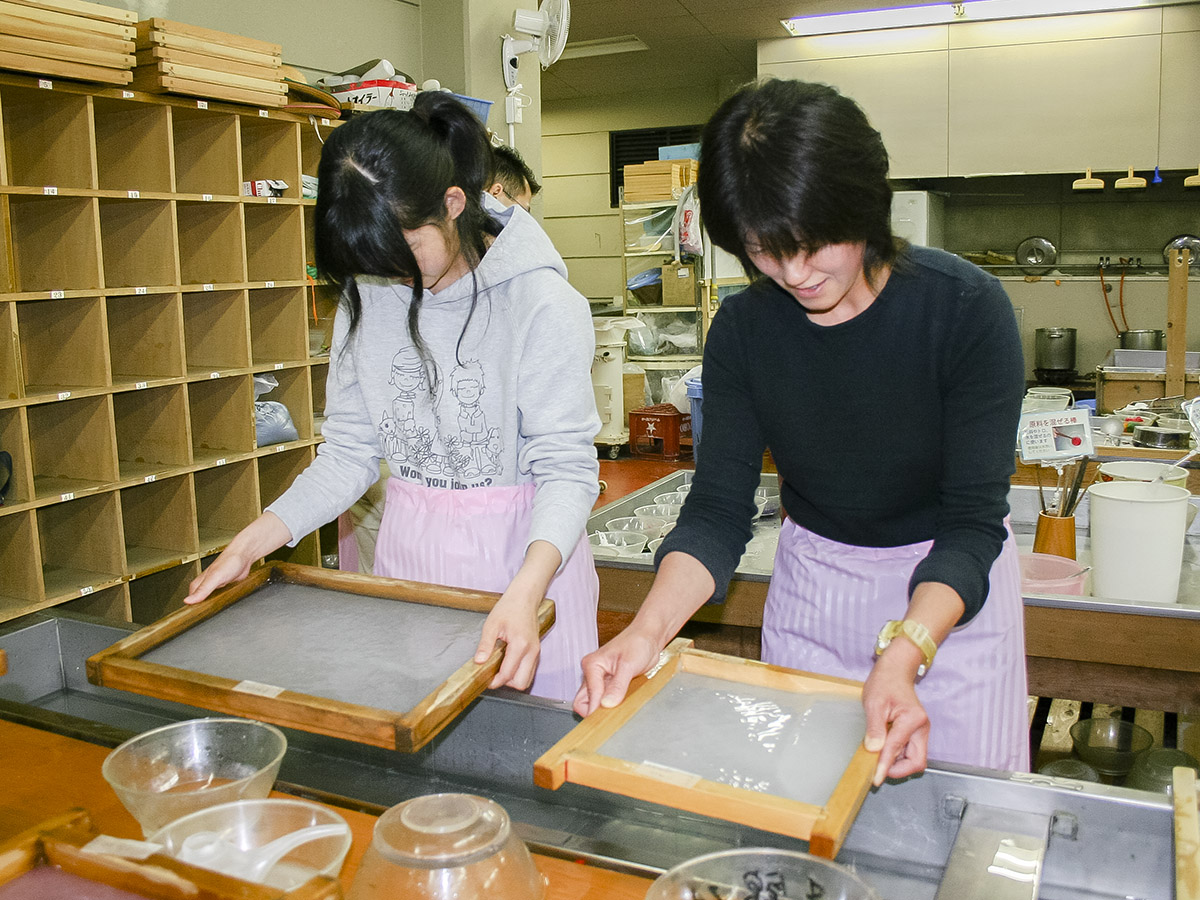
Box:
[330,78,417,109]
[623,370,647,423]
[662,261,697,307]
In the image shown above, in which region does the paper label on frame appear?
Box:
[83,835,162,860]
[1018,409,1094,463]
[233,680,285,698]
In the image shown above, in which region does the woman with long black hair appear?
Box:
[185,92,601,701]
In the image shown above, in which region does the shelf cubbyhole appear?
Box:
[244,204,304,282]
[120,474,199,577]
[183,290,250,374]
[249,286,307,365]
[240,117,301,199]
[17,296,111,397]
[257,444,311,508]
[171,108,241,196]
[257,364,313,443]
[8,196,102,292]
[113,384,192,480]
[311,360,328,435]
[0,198,13,292]
[268,530,320,567]
[130,561,198,624]
[0,510,44,611]
[98,199,179,288]
[187,375,255,465]
[1,85,94,189]
[106,293,185,385]
[300,119,336,180]
[93,98,172,193]
[1,303,21,400]
[308,282,338,358]
[61,582,130,622]
[176,201,247,285]
[0,406,32,505]
[37,492,125,601]
[194,459,259,555]
[27,395,119,498]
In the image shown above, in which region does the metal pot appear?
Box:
[1119,329,1165,350]
[1035,327,1076,371]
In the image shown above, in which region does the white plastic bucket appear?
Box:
[1087,481,1190,603]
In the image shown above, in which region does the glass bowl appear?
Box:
[1124,747,1200,796]
[654,491,688,506]
[1037,758,1099,782]
[102,717,287,837]
[605,515,668,539]
[1068,718,1153,776]
[634,504,681,521]
[150,798,352,889]
[347,793,545,900]
[645,848,881,900]
[589,530,648,556]
[647,537,664,554]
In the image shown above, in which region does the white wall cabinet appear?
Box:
[948,34,1161,175]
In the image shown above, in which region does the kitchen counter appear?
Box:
[591,463,1200,711]
[0,610,1178,900]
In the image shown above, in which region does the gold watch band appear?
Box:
[875,619,938,676]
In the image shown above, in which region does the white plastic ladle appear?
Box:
[177,822,349,883]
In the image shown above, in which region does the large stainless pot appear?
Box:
[1119,329,1165,350]
[1035,327,1076,371]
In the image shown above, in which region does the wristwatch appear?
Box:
[875,619,937,677]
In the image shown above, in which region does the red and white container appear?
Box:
[330,79,418,109]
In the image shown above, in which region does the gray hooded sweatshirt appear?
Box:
[268,203,600,565]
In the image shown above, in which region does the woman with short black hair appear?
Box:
[577,79,1028,782]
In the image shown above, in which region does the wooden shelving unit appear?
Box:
[0,71,329,625]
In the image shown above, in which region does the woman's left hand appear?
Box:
[475,585,543,690]
[861,649,931,786]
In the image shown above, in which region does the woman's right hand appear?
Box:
[183,513,293,605]
[573,625,664,717]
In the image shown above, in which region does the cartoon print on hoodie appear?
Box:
[449,359,502,478]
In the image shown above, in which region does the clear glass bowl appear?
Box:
[102,717,287,837]
[645,848,881,900]
[589,530,648,556]
[605,515,669,538]
[1068,718,1152,776]
[150,798,351,889]
[1125,747,1200,795]
[347,793,545,900]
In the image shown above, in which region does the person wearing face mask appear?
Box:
[487,143,540,211]
[184,92,602,702]
[575,79,1028,784]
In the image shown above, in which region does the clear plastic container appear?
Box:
[348,793,545,900]
[102,718,286,838]
[645,848,880,900]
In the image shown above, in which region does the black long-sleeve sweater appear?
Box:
[657,245,1025,622]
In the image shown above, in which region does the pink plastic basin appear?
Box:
[1019,552,1087,595]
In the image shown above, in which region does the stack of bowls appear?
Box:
[1125,747,1200,796]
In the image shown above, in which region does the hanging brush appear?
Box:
[1073,168,1105,191]
[1114,166,1147,190]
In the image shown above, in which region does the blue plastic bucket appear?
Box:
[686,377,703,462]
[451,93,493,123]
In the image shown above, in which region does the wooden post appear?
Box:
[1166,248,1191,398]
[1176,766,1200,900]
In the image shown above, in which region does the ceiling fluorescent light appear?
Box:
[559,35,649,60]
[781,1,1164,37]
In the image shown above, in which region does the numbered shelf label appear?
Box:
[38,79,52,90]
[197,100,208,109]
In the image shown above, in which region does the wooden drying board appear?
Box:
[86,562,556,752]
[5,0,135,26]
[135,17,280,56]
[1178,766,1200,900]
[1167,247,1191,398]
[0,47,131,82]
[0,31,132,67]
[0,0,133,38]
[0,13,131,54]
[136,44,279,80]
[129,73,287,108]
[136,60,285,94]
[0,808,340,899]
[534,639,877,858]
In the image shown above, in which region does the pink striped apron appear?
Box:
[762,518,1029,773]
[373,478,599,702]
